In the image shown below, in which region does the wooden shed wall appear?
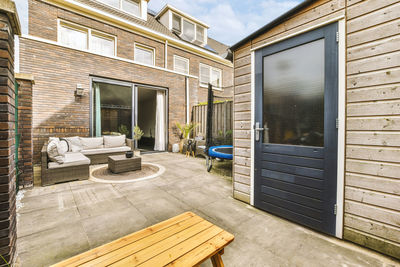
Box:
[232,0,400,259]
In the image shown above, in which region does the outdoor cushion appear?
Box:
[58,139,69,155]
[48,152,90,169]
[104,135,126,148]
[65,136,83,152]
[80,137,104,150]
[81,146,131,155]
[47,140,64,164]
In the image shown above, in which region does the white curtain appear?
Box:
[94,83,102,137]
[154,91,166,151]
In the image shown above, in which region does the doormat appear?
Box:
[90,162,165,184]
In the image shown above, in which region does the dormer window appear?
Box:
[157,5,208,45]
[99,0,140,17]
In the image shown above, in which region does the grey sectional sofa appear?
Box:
[41,136,134,186]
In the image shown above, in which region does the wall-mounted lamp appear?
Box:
[75,84,84,96]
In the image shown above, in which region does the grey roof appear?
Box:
[75,0,228,57]
[230,0,316,51]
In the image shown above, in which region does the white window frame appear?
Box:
[199,63,222,90]
[99,0,142,19]
[173,55,190,75]
[172,12,206,45]
[134,43,156,66]
[196,25,204,43]
[58,19,117,56]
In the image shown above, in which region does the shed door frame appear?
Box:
[249,17,346,238]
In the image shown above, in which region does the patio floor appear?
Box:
[16,153,398,267]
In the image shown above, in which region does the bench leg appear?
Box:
[211,251,224,267]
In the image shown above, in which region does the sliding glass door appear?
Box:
[93,81,133,138]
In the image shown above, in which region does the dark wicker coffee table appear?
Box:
[108,155,141,174]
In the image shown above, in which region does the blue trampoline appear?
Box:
[208,145,233,160]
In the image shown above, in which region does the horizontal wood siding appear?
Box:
[344,0,400,259]
[233,0,400,259]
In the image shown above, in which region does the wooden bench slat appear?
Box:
[80,215,205,267]
[110,222,220,266]
[166,231,235,267]
[51,212,195,267]
[134,226,223,267]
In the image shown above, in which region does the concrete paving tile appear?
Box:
[130,193,192,224]
[170,184,227,208]
[22,183,71,198]
[19,190,75,214]
[123,188,171,203]
[76,197,133,219]
[17,207,80,238]
[80,206,148,248]
[71,183,122,206]
[17,222,89,267]
[196,198,256,231]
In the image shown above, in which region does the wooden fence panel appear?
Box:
[192,101,233,140]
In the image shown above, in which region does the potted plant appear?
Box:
[133,125,144,156]
[176,122,198,153]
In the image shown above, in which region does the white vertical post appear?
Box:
[336,18,346,239]
[186,77,190,124]
[250,51,255,206]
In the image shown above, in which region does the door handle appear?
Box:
[255,122,266,141]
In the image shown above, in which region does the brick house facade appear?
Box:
[18,0,233,185]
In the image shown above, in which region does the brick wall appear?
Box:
[21,0,234,167]
[16,76,34,188]
[0,2,20,265]
[19,38,188,164]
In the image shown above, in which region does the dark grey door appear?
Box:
[254,23,338,235]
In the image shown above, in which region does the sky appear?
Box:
[15,0,301,46]
[148,0,301,45]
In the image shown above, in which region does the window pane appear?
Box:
[263,39,325,147]
[211,68,221,88]
[135,46,154,65]
[91,34,115,56]
[172,14,181,32]
[99,0,119,8]
[200,65,210,84]
[60,25,87,50]
[196,25,204,42]
[174,57,189,74]
[122,0,140,16]
[182,20,195,40]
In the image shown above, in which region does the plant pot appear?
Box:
[125,151,133,158]
[179,139,184,153]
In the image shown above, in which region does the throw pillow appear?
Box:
[65,136,82,152]
[47,140,64,164]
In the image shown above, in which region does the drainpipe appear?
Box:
[164,40,168,69]
[185,77,190,124]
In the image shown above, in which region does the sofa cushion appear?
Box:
[48,152,90,169]
[104,135,126,148]
[81,146,131,155]
[65,136,83,152]
[47,140,64,164]
[80,137,104,150]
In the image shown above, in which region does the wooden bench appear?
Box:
[51,212,234,267]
